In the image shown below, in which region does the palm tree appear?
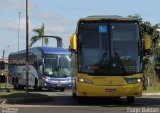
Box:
[30,23,48,47]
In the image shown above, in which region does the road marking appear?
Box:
[0,104,100,108]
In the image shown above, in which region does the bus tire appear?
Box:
[12,77,15,85]
[60,87,65,92]
[127,96,135,103]
[14,78,19,89]
[72,92,77,98]
[34,78,38,91]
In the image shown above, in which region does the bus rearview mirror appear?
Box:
[144,34,151,50]
[70,34,77,51]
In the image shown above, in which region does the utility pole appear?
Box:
[18,12,21,51]
[26,0,29,94]
[2,49,4,61]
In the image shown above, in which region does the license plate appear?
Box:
[57,84,61,87]
[105,89,116,93]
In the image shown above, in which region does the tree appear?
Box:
[128,14,154,55]
[129,14,160,55]
[128,14,160,89]
[30,23,48,47]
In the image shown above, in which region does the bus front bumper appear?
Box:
[76,83,142,97]
[42,82,72,89]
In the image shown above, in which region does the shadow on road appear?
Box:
[20,94,160,107]
[11,89,160,107]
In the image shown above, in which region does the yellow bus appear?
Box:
[70,15,151,103]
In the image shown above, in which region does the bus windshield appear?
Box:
[44,54,71,77]
[78,21,142,75]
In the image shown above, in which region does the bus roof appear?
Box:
[38,47,69,54]
[9,47,69,56]
[79,15,138,21]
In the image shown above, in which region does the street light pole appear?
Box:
[26,0,29,94]
[18,12,21,51]
[2,49,4,61]
[2,45,9,61]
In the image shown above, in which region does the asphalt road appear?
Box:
[1,90,160,113]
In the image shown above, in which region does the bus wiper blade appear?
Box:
[52,66,67,77]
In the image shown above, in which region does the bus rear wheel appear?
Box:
[72,92,77,98]
[60,87,65,92]
[34,78,38,91]
[13,78,19,89]
[127,96,135,103]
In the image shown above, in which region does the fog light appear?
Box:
[137,79,141,83]
[78,78,93,84]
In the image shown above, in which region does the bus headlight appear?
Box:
[68,79,71,83]
[125,78,142,84]
[45,78,49,82]
[137,78,141,83]
[42,77,49,82]
[77,78,93,84]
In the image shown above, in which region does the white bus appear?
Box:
[8,47,71,91]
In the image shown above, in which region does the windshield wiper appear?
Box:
[99,52,107,66]
[52,66,67,77]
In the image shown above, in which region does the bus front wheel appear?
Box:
[127,96,135,103]
[34,78,38,91]
[72,92,77,98]
[13,78,19,89]
[60,87,65,92]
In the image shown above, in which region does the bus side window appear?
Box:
[0,61,5,69]
[38,60,43,74]
[39,65,43,74]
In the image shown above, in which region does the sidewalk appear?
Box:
[0,88,53,104]
[0,96,52,104]
[143,92,160,96]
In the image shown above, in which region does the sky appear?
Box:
[0,0,160,58]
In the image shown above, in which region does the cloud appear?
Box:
[29,12,72,48]
[0,17,26,32]
[0,0,37,33]
[33,12,71,35]
[0,0,73,54]
[0,0,36,12]
[0,19,18,32]
[0,1,24,11]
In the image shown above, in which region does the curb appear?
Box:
[0,98,4,104]
[1,97,52,104]
[143,93,160,96]
[1,93,159,104]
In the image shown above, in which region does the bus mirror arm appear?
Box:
[70,48,77,54]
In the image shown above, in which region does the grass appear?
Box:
[0,83,48,98]
[0,83,13,88]
[143,82,160,93]
[0,90,49,99]
[0,83,50,99]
